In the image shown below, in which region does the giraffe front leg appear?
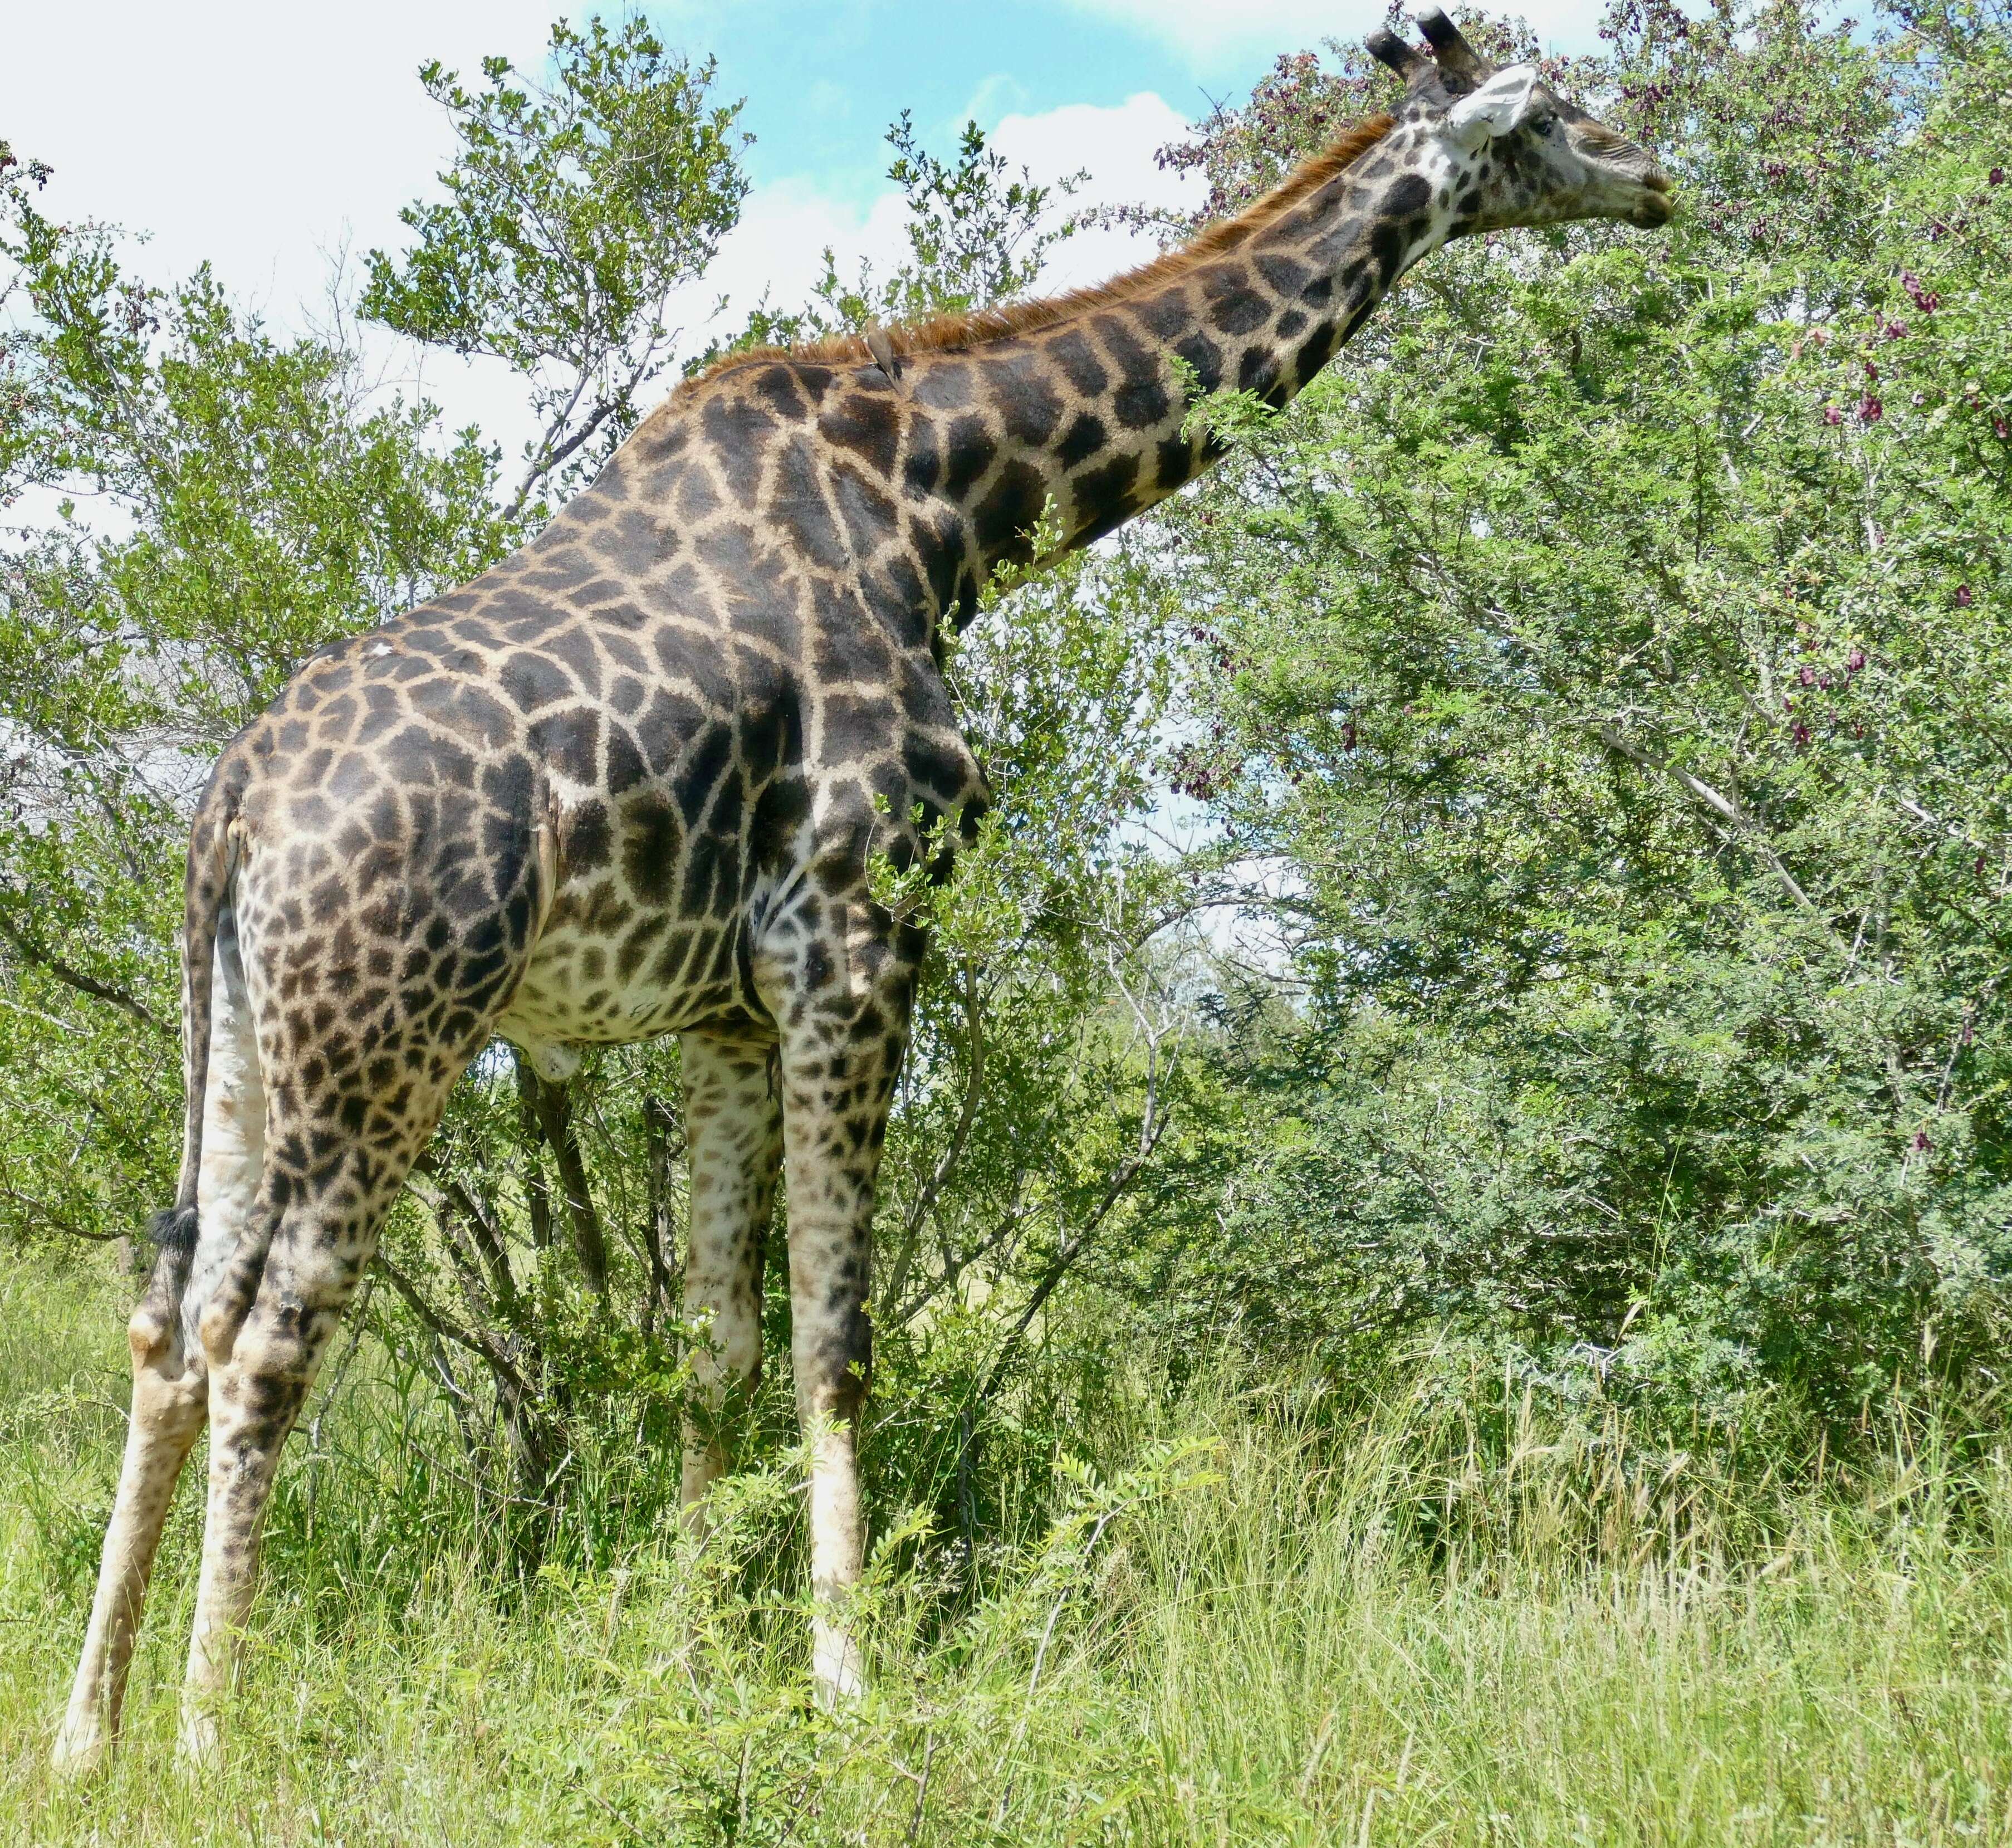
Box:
[678,1029,782,1528]
[771,987,907,1707]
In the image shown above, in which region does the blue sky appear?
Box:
[2,0,1607,448]
[648,1,1311,203]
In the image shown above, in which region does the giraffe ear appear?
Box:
[1443,66,1538,144]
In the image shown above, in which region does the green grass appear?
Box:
[4,1259,2011,1845]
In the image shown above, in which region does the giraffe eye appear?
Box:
[1530,111,1557,136]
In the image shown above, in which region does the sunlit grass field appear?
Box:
[3,1260,2010,1845]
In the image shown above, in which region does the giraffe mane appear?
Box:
[671,113,1397,402]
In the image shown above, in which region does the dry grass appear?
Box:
[3,1261,2009,1845]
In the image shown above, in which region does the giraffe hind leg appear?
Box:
[55,915,265,1776]
[174,1058,471,1769]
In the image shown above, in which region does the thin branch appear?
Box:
[0,908,170,1036]
[410,1146,517,1312]
[642,1093,682,1337]
[374,1248,533,1401]
[1593,723,1821,916]
[521,1060,611,1299]
[0,1176,120,1241]
[981,974,1177,1399]
[882,957,986,1318]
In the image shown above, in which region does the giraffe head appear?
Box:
[1367,8,1673,232]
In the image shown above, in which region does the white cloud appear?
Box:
[2,1,574,461]
[990,92,1200,290]
[2,6,1198,469]
[1060,0,1611,61]
[2,1,571,322]
[672,90,1202,350]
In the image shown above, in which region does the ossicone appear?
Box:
[1368,6,1496,91]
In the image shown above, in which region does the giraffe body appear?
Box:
[56,11,1670,1768]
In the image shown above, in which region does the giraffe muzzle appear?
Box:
[1634,168,1676,228]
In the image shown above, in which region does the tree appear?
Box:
[712,113,1084,358]
[361,17,749,524]
[0,140,502,1252]
[1122,0,2012,1429]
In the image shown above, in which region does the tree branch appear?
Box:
[517,1054,610,1299]
[981,972,1177,1399]
[410,1146,517,1313]
[374,1248,533,1401]
[882,956,986,1318]
[0,908,170,1036]
[1593,723,1820,916]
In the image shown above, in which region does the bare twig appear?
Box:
[642,1093,683,1336]
[518,1055,610,1299]
[1593,723,1821,916]
[980,959,1178,1399]
[882,956,986,1318]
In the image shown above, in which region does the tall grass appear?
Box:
[3,1259,2010,1844]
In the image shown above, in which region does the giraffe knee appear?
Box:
[196,1293,248,1374]
[128,1303,173,1366]
[130,1360,208,1446]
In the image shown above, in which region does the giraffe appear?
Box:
[53,9,1671,1769]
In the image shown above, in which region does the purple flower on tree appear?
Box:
[1857,395,1883,422]
[1956,584,1974,608]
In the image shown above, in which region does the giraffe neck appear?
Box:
[897,120,1463,597]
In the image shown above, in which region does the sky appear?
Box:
[1,0,1612,457]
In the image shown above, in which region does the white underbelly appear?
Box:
[496,887,751,1075]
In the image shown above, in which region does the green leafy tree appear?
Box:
[716,113,1084,358]
[1125,0,2012,1430]
[361,17,749,522]
[0,141,503,1254]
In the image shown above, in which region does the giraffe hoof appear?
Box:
[49,1719,107,1781]
[175,1707,222,1775]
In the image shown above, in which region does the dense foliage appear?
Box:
[1123,0,2012,1433]
[7,2,2012,1836]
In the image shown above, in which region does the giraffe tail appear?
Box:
[149,771,242,1255]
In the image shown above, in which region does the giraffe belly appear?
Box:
[496,886,756,1065]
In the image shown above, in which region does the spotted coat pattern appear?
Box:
[55,11,1672,1769]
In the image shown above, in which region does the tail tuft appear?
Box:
[148,1205,199,1253]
